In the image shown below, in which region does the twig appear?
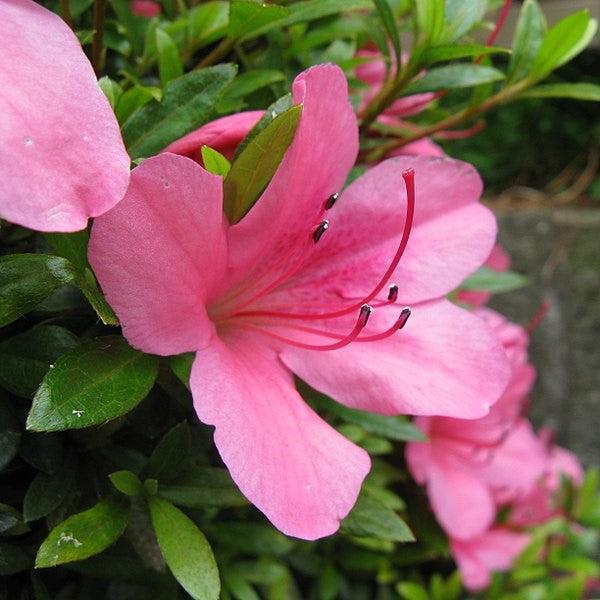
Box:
[91,0,106,75]
[60,0,73,29]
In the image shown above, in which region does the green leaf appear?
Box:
[149,496,220,600]
[188,2,229,50]
[156,29,184,87]
[441,0,487,42]
[0,504,28,536]
[342,487,415,542]
[142,422,190,483]
[116,85,162,125]
[46,230,118,325]
[305,387,426,442]
[0,543,31,575]
[521,82,600,102]
[224,571,260,600]
[0,254,75,327]
[0,395,21,471]
[373,0,401,65]
[412,0,445,45]
[0,325,78,398]
[98,76,123,109]
[229,1,288,38]
[27,336,159,432]
[109,470,144,497]
[421,44,509,66]
[170,352,194,387]
[460,266,528,293]
[217,69,286,113]
[396,581,429,600]
[158,467,247,508]
[35,498,129,568]
[19,432,63,475]
[507,0,546,82]
[123,64,237,159]
[23,454,76,522]
[208,523,294,556]
[223,104,302,223]
[402,64,505,95]
[530,10,598,80]
[201,146,232,176]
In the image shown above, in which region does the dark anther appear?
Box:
[325,192,339,210]
[387,284,399,302]
[396,307,411,330]
[312,220,330,243]
[359,304,374,327]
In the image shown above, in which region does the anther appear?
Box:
[325,192,339,210]
[312,220,329,243]
[358,303,373,327]
[387,284,399,302]
[396,307,411,329]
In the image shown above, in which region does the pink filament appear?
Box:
[486,0,513,46]
[235,168,416,322]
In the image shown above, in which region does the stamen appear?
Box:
[236,168,416,322]
[325,193,339,210]
[358,307,410,342]
[387,284,399,302]
[313,220,329,243]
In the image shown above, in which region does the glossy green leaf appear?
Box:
[373,0,400,65]
[0,395,21,471]
[402,64,505,95]
[229,1,288,38]
[412,0,445,45]
[396,582,429,600]
[441,0,487,42]
[46,230,118,325]
[421,44,509,66]
[98,76,123,109]
[207,523,294,556]
[149,496,220,600]
[142,422,190,483]
[0,254,75,327]
[27,336,159,432]
[460,267,528,293]
[342,487,415,542]
[19,433,63,475]
[188,2,229,50]
[35,498,129,568]
[217,69,286,113]
[201,146,231,177]
[522,82,600,102]
[223,104,302,223]
[0,504,27,536]
[158,467,247,508]
[530,10,598,80]
[0,543,31,575]
[109,471,144,497]
[0,325,78,398]
[507,0,546,82]
[123,64,237,159]
[23,454,76,522]
[156,29,184,87]
[116,85,162,125]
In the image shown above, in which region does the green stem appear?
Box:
[194,37,236,70]
[91,0,106,75]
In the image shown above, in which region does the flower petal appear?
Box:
[190,328,370,540]
[0,0,130,232]
[279,299,510,419]
[89,153,226,355]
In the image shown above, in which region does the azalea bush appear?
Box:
[1,0,599,598]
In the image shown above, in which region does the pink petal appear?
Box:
[190,328,370,540]
[225,64,358,291]
[164,111,264,163]
[273,155,496,307]
[427,450,495,540]
[130,0,160,17]
[279,299,510,419]
[547,445,584,489]
[89,153,226,355]
[0,0,130,232]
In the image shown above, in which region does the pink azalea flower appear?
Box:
[130,0,161,18]
[0,0,130,232]
[406,310,545,540]
[458,244,511,308]
[451,528,530,591]
[89,64,509,539]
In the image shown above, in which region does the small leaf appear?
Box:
[412,0,445,45]
[207,523,294,556]
[217,69,286,113]
[0,325,78,398]
[421,44,509,66]
[373,0,401,66]
[0,395,21,471]
[142,422,190,483]
[396,582,429,600]
[149,496,220,600]
[507,0,546,82]
[0,504,28,536]
[223,104,302,223]
[158,467,247,508]
[201,146,231,177]
[0,254,75,327]
[35,498,129,568]
[98,76,123,109]
[441,0,487,43]
[116,85,162,125]
[156,29,184,87]
[460,267,528,293]
[123,64,237,159]
[109,471,144,497]
[530,10,598,80]
[402,64,505,95]
[342,487,415,542]
[521,82,600,102]
[228,1,288,39]
[27,336,158,432]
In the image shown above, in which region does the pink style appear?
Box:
[0,0,130,232]
[89,64,509,540]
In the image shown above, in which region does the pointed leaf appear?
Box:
[507,0,546,82]
[421,44,509,66]
[229,1,288,38]
[373,0,401,65]
[402,64,505,95]
[156,29,184,87]
[201,146,231,177]
[412,0,445,45]
[109,471,144,497]
[442,0,487,43]
[460,267,528,293]
[142,422,190,483]
[522,82,600,102]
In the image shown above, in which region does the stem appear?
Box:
[60,0,73,29]
[195,37,235,70]
[91,0,106,75]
